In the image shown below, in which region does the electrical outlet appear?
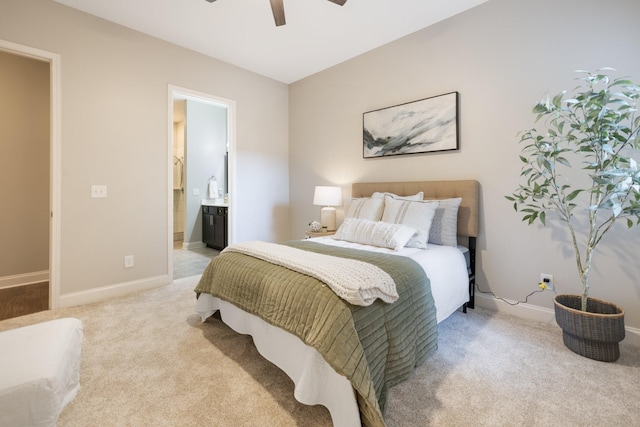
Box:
[91,185,107,198]
[540,273,554,291]
[124,255,134,269]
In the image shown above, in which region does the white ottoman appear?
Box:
[0,318,83,427]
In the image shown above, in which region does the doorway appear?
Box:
[168,86,236,280]
[0,40,61,315]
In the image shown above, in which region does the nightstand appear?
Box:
[305,230,336,238]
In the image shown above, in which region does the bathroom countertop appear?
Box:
[201,198,229,207]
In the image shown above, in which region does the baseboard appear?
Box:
[475,292,640,348]
[0,271,49,290]
[183,241,206,250]
[59,274,171,308]
[626,326,640,347]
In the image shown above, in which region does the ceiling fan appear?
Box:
[205,0,348,27]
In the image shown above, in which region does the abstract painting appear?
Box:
[363,92,458,158]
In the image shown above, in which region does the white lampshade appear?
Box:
[313,186,343,207]
[313,186,342,231]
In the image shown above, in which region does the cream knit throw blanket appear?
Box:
[223,241,398,306]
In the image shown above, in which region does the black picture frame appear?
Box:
[363,91,459,158]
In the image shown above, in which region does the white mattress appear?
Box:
[195,238,470,426]
[0,318,83,427]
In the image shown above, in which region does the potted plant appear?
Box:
[506,68,640,362]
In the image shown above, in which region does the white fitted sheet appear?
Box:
[195,238,469,426]
[0,318,83,427]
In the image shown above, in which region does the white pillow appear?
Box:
[371,191,424,201]
[426,197,462,247]
[381,197,439,249]
[332,218,417,251]
[345,198,385,221]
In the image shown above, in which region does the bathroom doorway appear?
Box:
[168,86,236,279]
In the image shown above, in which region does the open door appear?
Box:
[0,40,61,317]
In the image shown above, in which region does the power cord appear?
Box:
[475,279,556,306]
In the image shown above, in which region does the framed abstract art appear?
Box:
[363,91,459,158]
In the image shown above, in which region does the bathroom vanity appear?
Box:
[202,199,228,250]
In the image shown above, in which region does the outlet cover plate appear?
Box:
[124,255,134,268]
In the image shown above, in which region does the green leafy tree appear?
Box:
[506,69,640,311]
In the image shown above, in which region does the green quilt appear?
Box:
[194,240,437,427]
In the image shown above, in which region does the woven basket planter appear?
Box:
[554,295,625,362]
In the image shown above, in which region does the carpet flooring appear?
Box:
[0,275,637,426]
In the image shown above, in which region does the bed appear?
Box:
[194,180,479,427]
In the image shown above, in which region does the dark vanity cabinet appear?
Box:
[202,205,227,250]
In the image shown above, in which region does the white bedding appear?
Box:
[311,236,470,323]
[195,237,470,426]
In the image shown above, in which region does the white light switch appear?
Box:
[192,188,200,196]
[91,185,107,198]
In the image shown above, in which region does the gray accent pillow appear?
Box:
[426,197,461,246]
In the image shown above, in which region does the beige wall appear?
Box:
[0,51,49,279]
[0,0,289,301]
[289,0,640,329]
[2,0,638,332]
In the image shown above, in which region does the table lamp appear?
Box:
[313,186,342,231]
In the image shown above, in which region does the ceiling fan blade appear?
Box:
[270,0,286,26]
[327,0,347,5]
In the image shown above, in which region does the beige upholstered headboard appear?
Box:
[351,180,480,238]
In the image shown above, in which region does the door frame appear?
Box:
[167,85,236,278]
[0,39,62,309]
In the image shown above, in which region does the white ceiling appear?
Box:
[53,0,488,84]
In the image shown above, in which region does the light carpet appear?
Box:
[0,275,638,426]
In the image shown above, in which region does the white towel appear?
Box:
[208,178,218,199]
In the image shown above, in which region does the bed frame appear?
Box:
[351,180,480,310]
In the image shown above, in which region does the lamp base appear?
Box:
[320,206,336,231]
